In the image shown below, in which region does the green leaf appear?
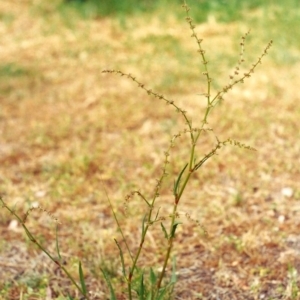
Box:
[150,267,157,285]
[157,287,168,300]
[78,261,87,296]
[146,292,153,300]
[173,163,188,196]
[138,272,145,299]
[170,221,182,238]
[171,256,177,284]
[160,222,168,239]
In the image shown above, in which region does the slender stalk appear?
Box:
[177,170,192,201]
[125,132,175,294]
[155,133,197,294]
[127,199,157,288]
[0,199,90,300]
[155,203,178,295]
[101,180,134,263]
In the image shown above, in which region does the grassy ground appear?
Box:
[1,0,300,299]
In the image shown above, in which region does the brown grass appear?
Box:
[1,1,300,299]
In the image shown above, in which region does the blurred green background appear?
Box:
[61,0,297,23]
[59,0,300,66]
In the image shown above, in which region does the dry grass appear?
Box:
[1,1,300,299]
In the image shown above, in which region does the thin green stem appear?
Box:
[154,136,197,294]
[101,180,134,263]
[177,171,192,202]
[100,180,134,299]
[154,126,199,295]
[0,198,90,300]
[155,203,178,297]
[127,201,156,285]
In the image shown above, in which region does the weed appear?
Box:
[0,0,273,299]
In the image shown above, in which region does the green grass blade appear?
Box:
[146,293,152,300]
[150,267,157,286]
[157,287,168,300]
[55,224,62,261]
[170,256,177,284]
[161,222,168,239]
[149,267,157,298]
[138,272,145,299]
[114,239,126,278]
[101,268,117,300]
[78,261,87,296]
